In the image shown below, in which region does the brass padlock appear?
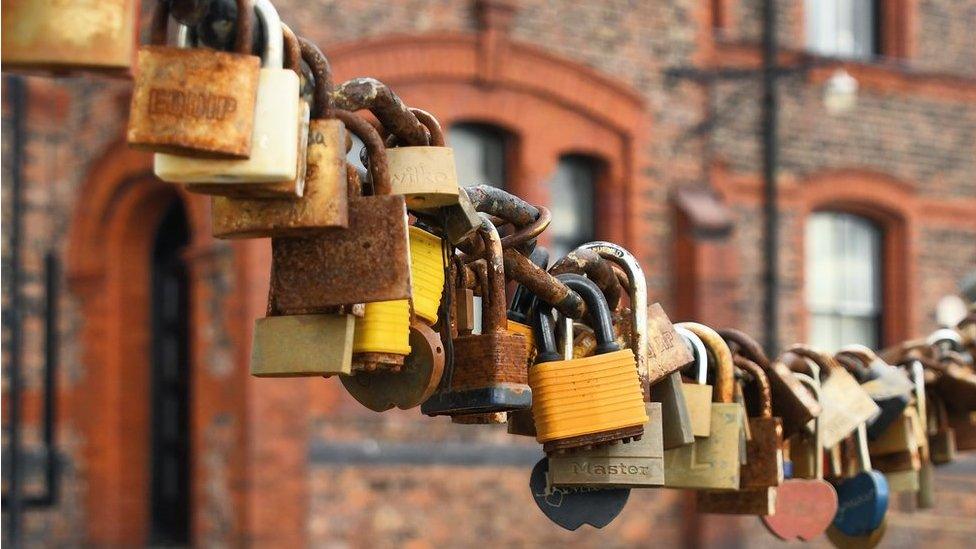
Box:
[698,356,783,515]
[127,0,259,157]
[3,0,140,77]
[422,217,530,416]
[664,323,744,490]
[788,345,880,450]
[530,274,648,453]
[927,391,957,464]
[270,113,412,311]
[386,108,460,209]
[721,328,822,438]
[675,326,713,438]
[211,38,348,238]
[155,0,305,192]
[836,346,914,441]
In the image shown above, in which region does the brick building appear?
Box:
[3,0,975,546]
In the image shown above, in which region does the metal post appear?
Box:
[761,0,780,356]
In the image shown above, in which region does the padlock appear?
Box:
[664,322,744,490]
[697,356,783,515]
[340,320,445,412]
[155,0,304,192]
[947,410,976,450]
[869,408,922,493]
[529,274,648,452]
[935,356,976,413]
[386,108,460,209]
[927,391,957,464]
[422,217,530,416]
[528,457,630,531]
[675,326,713,438]
[788,345,880,450]
[352,226,445,371]
[3,0,140,76]
[576,242,695,449]
[548,403,664,488]
[762,373,839,542]
[270,113,412,311]
[836,347,914,441]
[441,186,482,245]
[127,0,259,157]
[830,423,889,538]
[720,328,822,438]
[211,38,349,238]
[250,262,355,377]
[645,303,695,388]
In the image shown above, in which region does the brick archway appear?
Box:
[793,169,919,346]
[327,32,648,249]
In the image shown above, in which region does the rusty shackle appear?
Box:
[298,37,335,119]
[333,110,389,196]
[331,78,430,146]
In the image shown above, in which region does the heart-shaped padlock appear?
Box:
[528,458,629,531]
[832,423,888,536]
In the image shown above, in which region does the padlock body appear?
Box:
[353,300,411,355]
[422,331,530,416]
[271,194,412,312]
[250,314,354,377]
[387,146,460,209]
[155,68,301,183]
[664,402,743,490]
[741,416,784,488]
[948,411,976,450]
[868,409,919,456]
[650,371,696,449]
[929,428,957,463]
[819,368,882,449]
[697,487,777,515]
[408,227,445,324]
[211,118,348,237]
[548,403,664,488]
[682,382,713,437]
[2,0,139,76]
[530,349,648,445]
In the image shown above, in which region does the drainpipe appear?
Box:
[761,0,780,356]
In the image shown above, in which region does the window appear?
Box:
[804,0,879,59]
[448,123,511,189]
[806,212,883,350]
[547,155,599,260]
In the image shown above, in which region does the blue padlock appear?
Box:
[832,423,889,536]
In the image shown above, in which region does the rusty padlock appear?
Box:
[127,0,260,157]
[927,391,957,464]
[422,217,531,417]
[3,0,140,76]
[720,328,822,438]
[270,112,412,312]
[211,37,348,238]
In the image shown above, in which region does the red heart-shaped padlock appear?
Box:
[761,479,838,541]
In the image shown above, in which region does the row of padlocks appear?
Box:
[4,0,976,544]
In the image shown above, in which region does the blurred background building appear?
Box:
[2,0,975,546]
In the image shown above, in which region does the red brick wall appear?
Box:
[2,0,975,546]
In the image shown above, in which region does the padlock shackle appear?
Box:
[549,248,624,312]
[579,242,649,395]
[298,37,335,119]
[501,248,585,320]
[475,215,508,333]
[733,355,772,419]
[718,328,771,369]
[156,0,254,54]
[532,307,562,364]
[508,246,549,324]
[331,78,430,146]
[409,108,445,146]
[281,24,300,73]
[554,274,618,355]
[333,110,390,197]
[252,0,283,67]
[501,206,550,251]
[787,345,843,381]
[926,328,963,351]
[674,326,708,385]
[465,185,540,227]
[793,373,824,480]
[679,322,734,404]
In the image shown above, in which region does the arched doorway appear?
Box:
[149,200,191,545]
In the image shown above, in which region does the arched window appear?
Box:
[805,0,879,59]
[448,122,512,189]
[806,211,883,350]
[547,155,600,260]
